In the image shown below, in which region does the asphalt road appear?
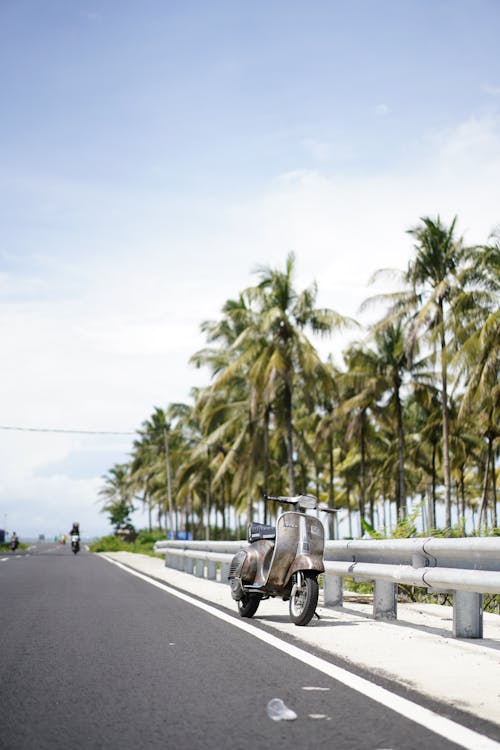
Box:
[0,544,481,749]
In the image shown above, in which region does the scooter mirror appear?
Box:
[297,495,318,510]
[318,502,340,513]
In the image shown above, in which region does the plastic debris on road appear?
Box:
[266,698,298,722]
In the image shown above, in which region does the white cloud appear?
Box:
[302,138,358,163]
[373,104,390,116]
[481,83,500,96]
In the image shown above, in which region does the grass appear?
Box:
[89,529,166,557]
[0,542,29,552]
[342,578,500,614]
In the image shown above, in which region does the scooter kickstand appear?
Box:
[314,611,321,620]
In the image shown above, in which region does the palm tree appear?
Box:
[369,216,474,527]
[336,344,383,525]
[242,252,350,494]
[405,216,472,528]
[314,357,343,512]
[369,320,430,520]
[191,294,269,521]
[99,463,135,531]
[457,237,500,528]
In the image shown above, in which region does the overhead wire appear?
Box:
[0,424,135,436]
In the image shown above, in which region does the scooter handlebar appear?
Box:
[264,494,340,514]
[264,494,298,504]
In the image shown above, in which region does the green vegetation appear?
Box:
[0,542,28,552]
[342,579,500,615]
[97,216,499,541]
[89,529,166,556]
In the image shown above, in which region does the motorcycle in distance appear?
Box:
[9,534,19,552]
[70,534,80,555]
[228,494,337,626]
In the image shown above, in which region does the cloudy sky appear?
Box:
[1,0,500,538]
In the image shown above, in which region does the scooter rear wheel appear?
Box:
[289,574,318,626]
[238,592,261,618]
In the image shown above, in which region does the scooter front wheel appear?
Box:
[238,592,261,618]
[289,574,318,626]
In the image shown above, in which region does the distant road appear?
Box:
[0,544,492,750]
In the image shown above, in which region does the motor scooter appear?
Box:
[71,534,80,554]
[228,494,337,626]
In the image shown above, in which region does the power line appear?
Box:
[0,424,135,436]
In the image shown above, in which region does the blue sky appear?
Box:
[1,1,500,537]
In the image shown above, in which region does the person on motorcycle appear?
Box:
[69,523,81,554]
[10,532,19,551]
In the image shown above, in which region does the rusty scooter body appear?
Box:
[228,494,336,626]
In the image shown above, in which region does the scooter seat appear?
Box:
[248,522,276,543]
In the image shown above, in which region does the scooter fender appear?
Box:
[287,553,325,580]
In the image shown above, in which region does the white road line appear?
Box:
[1,557,8,562]
[101,555,500,750]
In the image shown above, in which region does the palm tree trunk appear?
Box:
[359,411,366,522]
[460,468,466,534]
[284,382,296,495]
[492,439,498,528]
[328,434,334,506]
[163,427,175,539]
[395,385,407,520]
[263,406,270,524]
[439,312,452,528]
[432,442,437,528]
[478,442,490,530]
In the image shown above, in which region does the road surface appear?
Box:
[0,543,497,749]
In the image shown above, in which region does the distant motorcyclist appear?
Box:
[9,532,19,551]
[70,522,80,554]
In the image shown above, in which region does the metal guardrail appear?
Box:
[153,540,239,584]
[153,537,500,639]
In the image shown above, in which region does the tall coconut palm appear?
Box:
[457,238,500,528]
[241,252,351,494]
[405,216,472,528]
[369,216,473,527]
[191,294,270,519]
[370,320,430,519]
[336,344,384,524]
[99,463,135,531]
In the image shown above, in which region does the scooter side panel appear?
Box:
[241,540,274,586]
[266,513,325,588]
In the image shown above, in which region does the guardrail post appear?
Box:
[195,559,205,578]
[185,556,194,574]
[220,562,230,583]
[453,591,483,638]
[323,574,343,607]
[207,560,217,580]
[374,580,397,620]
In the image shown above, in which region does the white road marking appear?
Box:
[1,558,8,562]
[308,713,330,720]
[100,555,500,750]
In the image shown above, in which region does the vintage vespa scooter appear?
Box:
[228,494,336,626]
